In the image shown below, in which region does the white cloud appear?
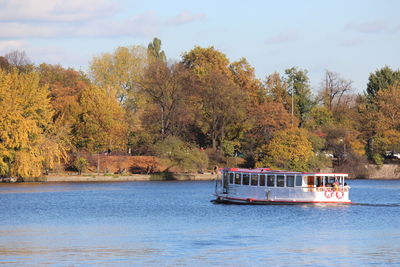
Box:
[167,11,206,25]
[346,20,390,34]
[266,29,298,44]
[0,0,120,22]
[0,40,26,53]
[0,11,160,39]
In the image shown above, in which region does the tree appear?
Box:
[248,101,294,144]
[303,106,334,131]
[89,45,147,107]
[0,56,11,71]
[181,46,248,150]
[4,50,32,67]
[284,67,314,126]
[196,72,247,150]
[147,37,166,62]
[367,66,400,98]
[265,72,291,111]
[0,69,64,178]
[139,62,195,138]
[361,84,400,162]
[320,70,352,113]
[256,128,314,171]
[181,46,231,79]
[73,85,128,152]
[229,57,264,104]
[38,63,90,124]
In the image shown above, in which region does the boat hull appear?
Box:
[215,193,351,205]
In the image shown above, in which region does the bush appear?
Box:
[73,157,88,175]
[152,136,208,173]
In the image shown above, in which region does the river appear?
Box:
[0,179,399,266]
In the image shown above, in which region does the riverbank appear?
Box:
[38,173,217,182]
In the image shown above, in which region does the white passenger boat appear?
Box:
[215,168,351,204]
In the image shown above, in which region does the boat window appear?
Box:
[242,174,250,185]
[229,173,234,184]
[316,176,323,187]
[295,175,302,186]
[324,176,335,186]
[267,175,275,187]
[251,174,258,186]
[277,175,284,187]
[235,173,241,184]
[307,176,315,187]
[259,175,266,186]
[286,175,294,187]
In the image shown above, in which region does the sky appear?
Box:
[0,0,399,93]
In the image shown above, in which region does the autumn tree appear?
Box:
[38,64,90,123]
[0,56,11,71]
[196,72,246,150]
[256,128,314,171]
[73,85,128,152]
[139,62,195,138]
[89,45,147,107]
[229,57,264,104]
[361,84,400,162]
[248,101,294,145]
[265,73,291,111]
[182,46,231,79]
[181,46,248,150]
[0,69,64,178]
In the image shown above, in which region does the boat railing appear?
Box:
[301,186,350,192]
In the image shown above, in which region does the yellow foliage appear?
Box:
[74,85,128,152]
[0,69,64,178]
[256,128,314,171]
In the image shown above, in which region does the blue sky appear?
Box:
[0,0,399,93]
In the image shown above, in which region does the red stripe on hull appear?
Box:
[217,196,351,204]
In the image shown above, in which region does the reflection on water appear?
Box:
[0,180,399,266]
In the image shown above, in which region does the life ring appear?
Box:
[336,190,344,199]
[324,188,333,198]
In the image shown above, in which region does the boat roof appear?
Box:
[222,168,348,176]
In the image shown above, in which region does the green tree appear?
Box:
[147,37,166,62]
[303,106,334,131]
[284,67,315,126]
[367,66,400,98]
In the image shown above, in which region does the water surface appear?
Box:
[0,179,399,266]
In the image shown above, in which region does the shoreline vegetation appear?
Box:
[1,40,400,182]
[1,162,399,183]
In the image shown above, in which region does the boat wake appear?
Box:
[350,203,400,207]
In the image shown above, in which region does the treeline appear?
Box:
[0,39,399,178]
